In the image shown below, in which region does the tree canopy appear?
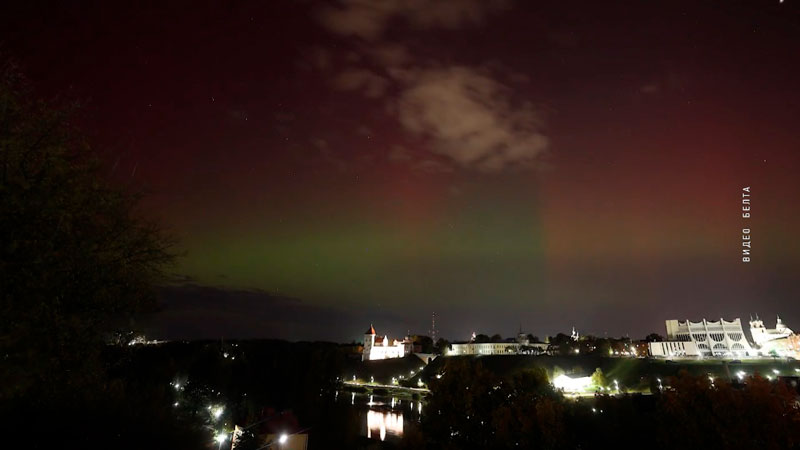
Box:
[0,62,176,399]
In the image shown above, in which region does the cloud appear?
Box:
[393,66,548,171]
[365,43,412,68]
[139,284,401,341]
[330,64,549,171]
[317,0,547,172]
[332,68,390,98]
[317,0,510,40]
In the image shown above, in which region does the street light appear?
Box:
[212,406,224,420]
[214,432,228,450]
[279,433,288,444]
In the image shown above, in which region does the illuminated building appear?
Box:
[648,340,700,357]
[448,342,523,355]
[649,318,754,358]
[362,325,413,361]
[750,315,799,357]
[648,316,799,359]
[552,374,593,393]
[750,315,793,347]
[447,330,548,356]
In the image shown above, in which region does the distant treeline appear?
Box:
[409,358,800,450]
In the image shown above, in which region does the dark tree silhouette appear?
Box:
[645,333,664,342]
[474,333,491,343]
[434,337,450,354]
[0,62,176,398]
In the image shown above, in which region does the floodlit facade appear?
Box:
[750,316,799,357]
[661,318,755,357]
[648,340,700,357]
[552,374,593,392]
[362,325,413,361]
[649,316,800,359]
[448,331,548,356]
[750,315,793,347]
[448,342,522,356]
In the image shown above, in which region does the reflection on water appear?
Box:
[366,409,404,441]
[339,392,423,442]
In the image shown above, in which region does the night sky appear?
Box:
[3,0,799,342]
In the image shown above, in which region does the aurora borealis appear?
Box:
[3,0,799,341]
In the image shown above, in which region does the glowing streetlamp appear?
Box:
[214,432,228,450]
[279,433,288,444]
[209,406,224,420]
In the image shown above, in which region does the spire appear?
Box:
[365,324,376,335]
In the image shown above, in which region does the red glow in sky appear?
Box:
[2,0,799,341]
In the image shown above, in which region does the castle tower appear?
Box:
[750,314,767,347]
[362,324,377,361]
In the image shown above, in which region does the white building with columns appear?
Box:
[647,317,798,358]
[649,318,756,358]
